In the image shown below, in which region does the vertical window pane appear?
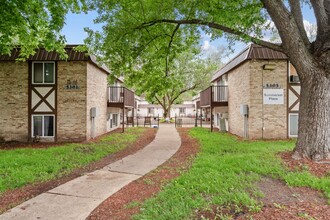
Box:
[290,115,299,136]
[33,63,43,83]
[44,63,54,83]
[33,116,43,136]
[43,116,54,136]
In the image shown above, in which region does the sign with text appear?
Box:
[263,89,284,105]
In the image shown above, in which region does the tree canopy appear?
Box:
[85,0,330,160]
[0,0,87,59]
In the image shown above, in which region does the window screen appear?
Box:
[289,114,299,137]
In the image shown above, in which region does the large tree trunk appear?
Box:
[293,65,330,160]
[163,106,171,118]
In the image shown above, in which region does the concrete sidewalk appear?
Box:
[0,124,181,220]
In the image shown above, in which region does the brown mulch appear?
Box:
[87,128,200,220]
[0,128,156,214]
[249,177,330,220]
[280,151,330,177]
[195,177,330,220]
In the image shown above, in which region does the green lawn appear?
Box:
[0,127,147,194]
[134,128,330,220]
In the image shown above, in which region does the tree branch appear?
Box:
[165,24,180,76]
[310,0,329,38]
[171,84,197,104]
[288,0,310,46]
[137,19,284,52]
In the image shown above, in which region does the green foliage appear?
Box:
[133,128,330,219]
[0,0,87,59]
[0,127,146,194]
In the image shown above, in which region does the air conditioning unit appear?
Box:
[290,75,300,83]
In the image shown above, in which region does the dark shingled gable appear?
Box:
[211,44,288,82]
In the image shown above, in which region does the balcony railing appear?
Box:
[200,85,228,107]
[107,86,135,108]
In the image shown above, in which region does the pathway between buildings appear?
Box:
[0,124,181,220]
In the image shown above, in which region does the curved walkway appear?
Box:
[0,124,181,220]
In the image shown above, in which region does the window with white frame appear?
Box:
[148,107,154,115]
[112,114,118,126]
[289,113,299,137]
[179,107,186,114]
[33,62,55,84]
[32,115,55,137]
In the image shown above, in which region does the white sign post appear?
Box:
[263,89,284,105]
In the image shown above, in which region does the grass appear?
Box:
[133,128,330,220]
[0,127,147,194]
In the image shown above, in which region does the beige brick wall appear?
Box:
[57,61,87,142]
[227,62,251,137]
[0,62,29,141]
[248,60,287,139]
[86,63,108,139]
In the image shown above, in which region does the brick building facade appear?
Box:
[0,45,132,142]
[200,44,300,139]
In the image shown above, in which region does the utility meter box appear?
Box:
[240,104,248,116]
[90,107,98,118]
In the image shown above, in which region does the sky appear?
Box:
[62,4,316,62]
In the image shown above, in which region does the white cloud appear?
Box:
[201,40,210,51]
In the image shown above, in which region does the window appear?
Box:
[112,114,118,126]
[33,62,55,84]
[289,114,299,137]
[32,115,55,137]
[179,108,186,114]
[148,108,154,115]
[288,62,300,83]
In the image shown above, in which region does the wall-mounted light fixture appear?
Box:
[263,63,277,70]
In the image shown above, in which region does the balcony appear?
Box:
[200,85,228,108]
[107,86,135,108]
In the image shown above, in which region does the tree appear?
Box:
[86,0,330,160]
[131,51,218,118]
[0,0,86,59]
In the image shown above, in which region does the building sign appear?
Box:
[64,79,80,89]
[263,89,284,105]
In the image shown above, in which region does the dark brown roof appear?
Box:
[211,44,288,82]
[0,45,110,74]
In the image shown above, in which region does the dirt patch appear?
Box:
[280,151,330,177]
[0,128,156,214]
[248,177,330,220]
[87,128,200,220]
[195,177,330,219]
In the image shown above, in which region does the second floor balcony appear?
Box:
[107,86,135,108]
[200,85,228,108]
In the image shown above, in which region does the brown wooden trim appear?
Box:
[30,84,56,87]
[212,102,229,107]
[288,84,300,98]
[31,87,56,113]
[30,112,57,115]
[29,61,57,141]
[288,99,300,112]
[55,61,58,142]
[211,87,213,132]
[286,60,289,138]
[289,110,299,114]
[108,102,124,108]
[28,62,32,142]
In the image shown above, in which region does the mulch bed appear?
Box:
[280,151,330,177]
[0,128,156,214]
[87,128,200,220]
[195,177,330,220]
[195,152,330,220]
